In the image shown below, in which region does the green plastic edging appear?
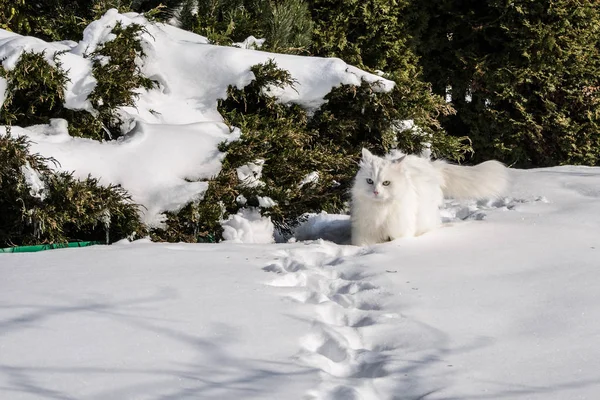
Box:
[0,241,103,253]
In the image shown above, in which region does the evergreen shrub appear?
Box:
[0,51,68,127]
[173,0,313,53]
[0,132,146,247]
[0,23,156,141]
[309,0,415,72]
[153,60,469,242]
[0,0,131,41]
[83,22,157,140]
[306,0,467,158]
[410,0,600,167]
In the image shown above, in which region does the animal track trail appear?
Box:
[263,240,400,399]
[441,195,544,222]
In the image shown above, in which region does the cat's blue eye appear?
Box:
[383,181,391,186]
[366,178,374,184]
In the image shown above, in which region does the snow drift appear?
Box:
[2,167,600,399]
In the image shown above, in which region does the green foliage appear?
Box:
[178,0,256,44]
[174,0,313,53]
[306,0,465,158]
[266,0,313,53]
[0,0,131,41]
[84,22,157,140]
[309,0,415,73]
[0,23,155,141]
[0,51,99,138]
[0,132,146,247]
[150,198,224,243]
[409,0,600,167]
[0,0,25,32]
[0,52,68,127]
[215,61,351,231]
[310,75,469,160]
[37,172,146,245]
[219,60,300,118]
[154,60,468,242]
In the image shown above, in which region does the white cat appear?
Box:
[351,148,509,245]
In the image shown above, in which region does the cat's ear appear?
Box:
[361,148,374,161]
[392,155,406,164]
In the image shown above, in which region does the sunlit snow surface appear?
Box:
[2,168,600,399]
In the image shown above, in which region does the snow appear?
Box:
[0,76,7,107]
[293,212,352,244]
[2,167,600,399]
[236,160,265,188]
[233,36,266,50]
[0,31,97,113]
[222,208,275,244]
[299,171,320,188]
[256,196,277,208]
[11,119,235,226]
[20,162,46,200]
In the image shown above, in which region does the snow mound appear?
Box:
[12,119,235,226]
[222,208,275,244]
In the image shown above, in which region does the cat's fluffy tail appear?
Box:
[433,160,509,199]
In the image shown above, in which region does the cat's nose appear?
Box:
[373,190,379,195]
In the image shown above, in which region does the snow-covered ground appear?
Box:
[2,167,600,399]
[2,9,600,400]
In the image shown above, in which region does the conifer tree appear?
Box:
[309,0,415,73]
[306,0,463,159]
[410,0,600,166]
[0,0,131,41]
[171,0,313,53]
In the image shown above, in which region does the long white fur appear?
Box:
[433,159,509,199]
[351,148,509,246]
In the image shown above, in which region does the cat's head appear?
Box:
[354,148,406,202]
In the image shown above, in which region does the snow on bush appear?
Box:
[1,10,396,243]
[222,208,275,244]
